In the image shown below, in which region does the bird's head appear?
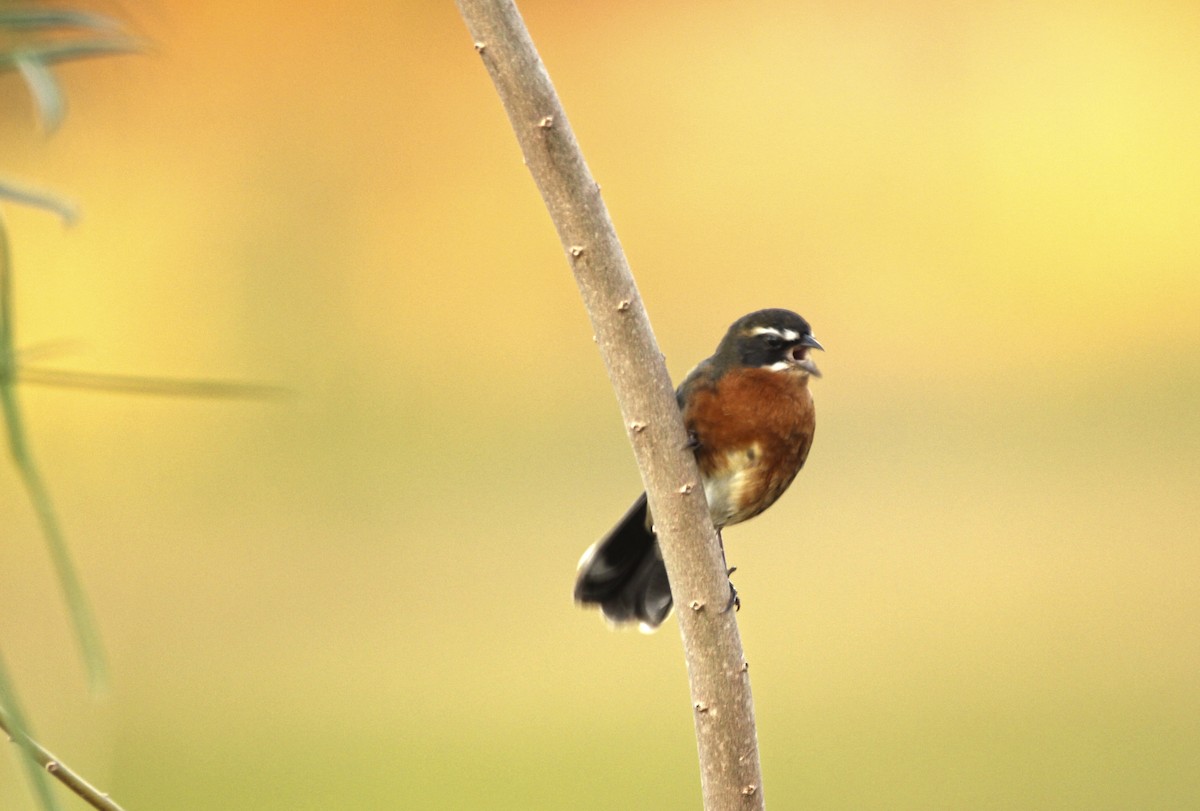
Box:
[717,308,823,378]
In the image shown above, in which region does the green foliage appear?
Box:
[0,6,137,809]
[0,6,137,133]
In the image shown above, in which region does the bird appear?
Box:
[574,308,822,630]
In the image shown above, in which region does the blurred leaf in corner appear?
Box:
[0,5,141,133]
[0,9,138,811]
[0,3,141,698]
[1,8,286,810]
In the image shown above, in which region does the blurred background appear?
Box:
[0,1,1197,808]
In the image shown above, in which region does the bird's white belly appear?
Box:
[702,444,761,528]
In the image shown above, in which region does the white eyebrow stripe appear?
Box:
[750,326,800,341]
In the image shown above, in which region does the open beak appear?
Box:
[793,334,824,377]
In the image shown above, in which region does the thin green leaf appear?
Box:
[0,179,77,225]
[14,53,66,133]
[0,8,124,33]
[0,649,63,811]
[0,215,108,692]
[19,366,292,400]
[0,36,141,69]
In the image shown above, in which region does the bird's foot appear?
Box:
[722,567,740,613]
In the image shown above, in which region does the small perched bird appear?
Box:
[574,308,822,630]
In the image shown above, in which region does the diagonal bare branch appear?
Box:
[453,2,766,808]
[0,693,128,811]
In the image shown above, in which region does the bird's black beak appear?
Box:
[801,334,824,351]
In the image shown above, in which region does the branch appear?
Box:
[0,703,127,811]
[453,2,765,808]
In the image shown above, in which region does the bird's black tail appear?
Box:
[573,494,673,629]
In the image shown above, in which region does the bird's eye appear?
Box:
[762,334,784,350]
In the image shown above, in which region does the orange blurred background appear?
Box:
[1,2,1197,808]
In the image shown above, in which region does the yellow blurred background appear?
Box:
[1,1,1198,808]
